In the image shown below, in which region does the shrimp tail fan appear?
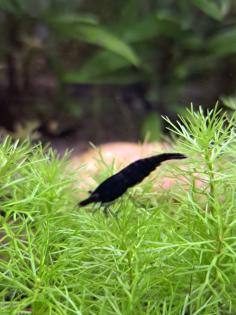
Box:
[153,153,186,164]
[144,152,186,171]
[122,152,186,187]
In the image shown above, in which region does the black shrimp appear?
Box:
[79,153,186,206]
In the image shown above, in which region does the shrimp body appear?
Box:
[79,153,186,206]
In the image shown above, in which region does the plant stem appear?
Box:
[205,151,216,214]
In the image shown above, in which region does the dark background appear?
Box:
[1,0,236,152]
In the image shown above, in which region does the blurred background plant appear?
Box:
[0,0,236,148]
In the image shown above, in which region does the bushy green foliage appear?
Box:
[0,138,77,314]
[1,105,236,314]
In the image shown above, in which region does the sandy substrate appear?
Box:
[69,142,194,197]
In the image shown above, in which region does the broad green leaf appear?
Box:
[124,14,161,43]
[0,0,19,13]
[63,51,131,83]
[175,54,218,79]
[48,14,98,25]
[75,26,140,66]
[191,0,225,21]
[208,28,236,56]
[49,19,140,66]
[63,67,144,85]
[221,95,236,111]
[124,12,183,43]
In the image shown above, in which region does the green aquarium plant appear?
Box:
[1,104,236,314]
